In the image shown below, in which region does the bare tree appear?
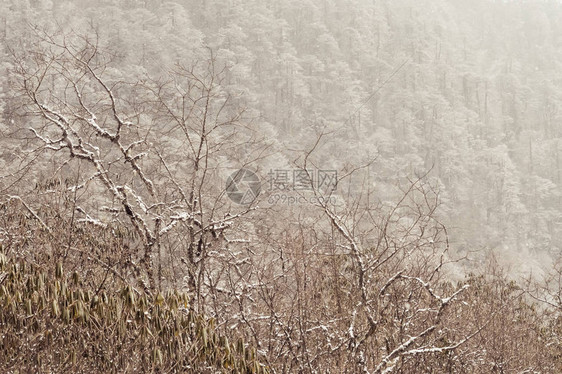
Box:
[196,133,485,373]
[9,28,268,300]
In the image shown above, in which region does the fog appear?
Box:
[1,0,561,372]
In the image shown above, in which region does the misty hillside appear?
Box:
[4,0,561,263]
[1,0,562,373]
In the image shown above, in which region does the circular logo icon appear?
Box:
[226,169,261,205]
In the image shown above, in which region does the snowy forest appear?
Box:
[1,0,562,372]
